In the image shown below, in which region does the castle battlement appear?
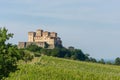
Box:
[18,29,62,49]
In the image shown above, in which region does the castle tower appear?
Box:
[43,31,50,37]
[28,32,35,42]
[50,32,57,37]
[36,29,43,36]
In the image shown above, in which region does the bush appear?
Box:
[26,44,42,52]
[22,50,34,63]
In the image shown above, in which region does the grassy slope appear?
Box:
[5,56,120,80]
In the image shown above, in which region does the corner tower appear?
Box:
[50,32,57,37]
[28,32,35,42]
[36,29,43,36]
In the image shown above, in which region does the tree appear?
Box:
[84,54,90,61]
[70,49,86,61]
[98,59,105,64]
[115,57,120,65]
[22,50,34,63]
[0,27,20,79]
[51,48,60,57]
[89,57,97,63]
[106,61,112,65]
[26,44,42,52]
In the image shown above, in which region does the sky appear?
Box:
[0,0,120,60]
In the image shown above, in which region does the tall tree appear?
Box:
[0,27,20,79]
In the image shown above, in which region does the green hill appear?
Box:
[5,56,120,80]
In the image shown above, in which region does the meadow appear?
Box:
[5,56,120,80]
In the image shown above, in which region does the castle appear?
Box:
[18,29,62,49]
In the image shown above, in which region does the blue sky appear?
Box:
[0,0,120,60]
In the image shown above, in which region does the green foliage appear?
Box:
[22,50,34,63]
[51,48,61,57]
[0,27,21,79]
[115,57,120,65]
[5,56,120,80]
[26,44,42,52]
[26,44,88,62]
[0,27,13,43]
[26,44,42,57]
[44,42,49,48]
[98,59,105,64]
[40,48,48,55]
[72,49,86,61]
[106,61,112,65]
[88,57,97,63]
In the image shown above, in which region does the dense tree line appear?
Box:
[26,44,120,65]
[26,44,88,61]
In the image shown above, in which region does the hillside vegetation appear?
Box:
[5,56,120,80]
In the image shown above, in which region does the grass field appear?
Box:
[5,56,120,80]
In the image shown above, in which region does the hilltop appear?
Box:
[5,56,120,80]
[1,27,120,80]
